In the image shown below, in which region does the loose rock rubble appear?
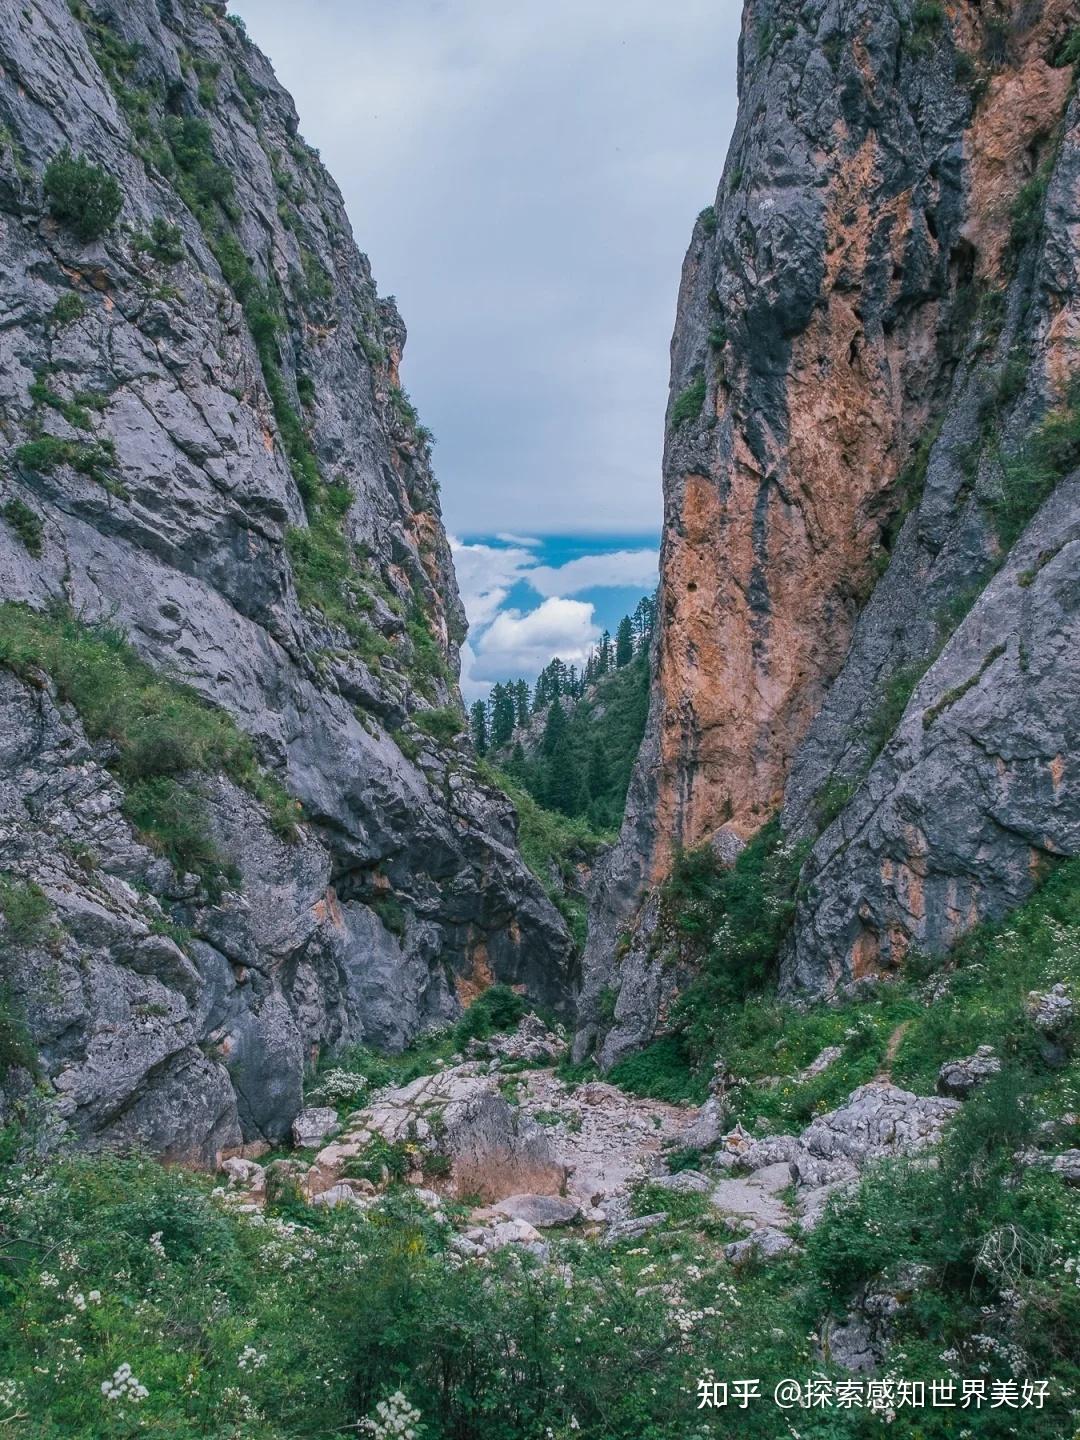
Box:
[215,1030,977,1270]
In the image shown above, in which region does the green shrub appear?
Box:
[413,706,463,745]
[0,604,298,883]
[371,892,407,937]
[671,375,706,426]
[697,205,717,237]
[1056,26,1080,66]
[285,514,390,659]
[15,435,116,489]
[133,216,185,264]
[0,987,38,1075]
[1008,159,1053,258]
[454,983,527,1046]
[989,378,1080,546]
[666,818,808,1002]
[862,659,930,759]
[124,776,235,887]
[48,292,87,327]
[0,873,53,946]
[43,149,123,241]
[2,498,43,556]
[608,1034,705,1104]
[906,0,945,55]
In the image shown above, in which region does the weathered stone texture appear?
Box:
[0,0,572,1159]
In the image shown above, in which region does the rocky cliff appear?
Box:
[0,0,574,1164]
[577,0,1080,1063]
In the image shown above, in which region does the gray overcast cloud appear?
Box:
[231,0,742,537]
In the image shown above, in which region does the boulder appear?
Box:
[603,1213,668,1245]
[936,1046,1002,1098]
[799,1083,959,1164]
[651,1170,713,1195]
[291,1107,339,1148]
[724,1228,797,1263]
[311,1182,369,1209]
[678,1095,727,1151]
[494,1194,581,1228]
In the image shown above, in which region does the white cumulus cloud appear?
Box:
[469,598,599,683]
[526,547,658,598]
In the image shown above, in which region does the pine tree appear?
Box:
[532,669,549,712]
[597,631,612,675]
[513,679,530,728]
[491,683,516,749]
[470,699,488,756]
[632,594,656,649]
[587,735,610,799]
[542,696,568,757]
[615,616,634,668]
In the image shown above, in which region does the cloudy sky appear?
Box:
[232,0,742,694]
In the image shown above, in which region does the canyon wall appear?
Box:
[0,0,574,1162]
[577,0,1080,1064]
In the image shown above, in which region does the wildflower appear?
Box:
[361,1389,423,1440]
[38,1272,59,1289]
[148,1231,166,1259]
[101,1363,148,1402]
[237,1345,267,1371]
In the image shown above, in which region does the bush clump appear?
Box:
[0,604,298,882]
[671,374,706,426]
[2,498,43,556]
[412,706,463,745]
[133,216,185,264]
[43,149,123,242]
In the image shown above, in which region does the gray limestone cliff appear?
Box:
[576,0,1080,1064]
[0,0,573,1163]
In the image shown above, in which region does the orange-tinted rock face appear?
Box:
[647,0,1077,872]
[574,0,1080,1063]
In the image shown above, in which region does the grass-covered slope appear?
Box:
[1,863,1078,1438]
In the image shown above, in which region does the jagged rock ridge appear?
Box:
[577,0,1079,1063]
[0,0,574,1163]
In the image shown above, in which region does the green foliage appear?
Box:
[608,1035,706,1104]
[370,892,407,937]
[43,149,123,242]
[665,818,809,1012]
[454,984,527,1046]
[862,659,930,760]
[671,374,706,426]
[48,292,87,327]
[477,762,607,937]
[989,378,1080,547]
[2,498,43,556]
[0,986,38,1076]
[697,205,717,237]
[0,605,298,884]
[1056,26,1080,66]
[0,873,53,947]
[15,436,117,491]
[412,706,463,744]
[123,776,234,886]
[285,511,388,658]
[504,645,650,831]
[906,0,945,55]
[132,216,185,264]
[1008,158,1054,258]
[405,604,450,697]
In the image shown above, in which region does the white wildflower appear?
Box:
[100,1363,148,1403]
